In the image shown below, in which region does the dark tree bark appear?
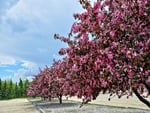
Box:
[132,87,150,108]
[58,94,62,104]
[49,96,51,101]
[143,82,150,95]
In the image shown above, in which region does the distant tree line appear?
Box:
[0,78,29,100]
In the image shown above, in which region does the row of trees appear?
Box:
[27,0,150,107]
[0,78,29,100]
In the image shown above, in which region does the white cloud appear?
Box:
[21,60,39,73]
[21,60,37,68]
[0,0,83,81]
[0,0,82,65]
[13,66,37,82]
[14,68,29,78]
[0,55,16,65]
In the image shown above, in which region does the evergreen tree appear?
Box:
[8,79,13,99]
[19,78,23,97]
[0,78,1,90]
[23,79,29,97]
[2,80,7,99]
[0,78,2,99]
[11,82,16,98]
[14,82,19,98]
[0,78,29,99]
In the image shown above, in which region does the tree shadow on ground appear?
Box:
[33,100,79,109]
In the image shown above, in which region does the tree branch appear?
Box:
[132,87,150,108]
[143,82,150,95]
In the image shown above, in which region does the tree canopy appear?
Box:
[27,0,150,107]
[0,78,29,100]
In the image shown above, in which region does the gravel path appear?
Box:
[30,97,150,113]
[1,96,148,113]
[0,98,40,113]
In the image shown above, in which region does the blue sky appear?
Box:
[0,0,83,82]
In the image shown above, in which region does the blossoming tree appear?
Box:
[27,61,67,104]
[55,0,150,107]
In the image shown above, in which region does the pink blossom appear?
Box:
[107,53,113,60]
[97,13,104,22]
[128,71,134,79]
[29,0,150,106]
[93,1,101,13]
[101,80,107,88]
[110,30,116,37]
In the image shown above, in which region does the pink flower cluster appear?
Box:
[27,0,150,106]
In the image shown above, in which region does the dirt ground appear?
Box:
[69,93,150,110]
[0,95,149,113]
[31,96,150,113]
[0,98,39,113]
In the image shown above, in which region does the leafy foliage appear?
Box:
[27,0,150,107]
[27,62,65,104]
[0,78,29,100]
[56,0,150,106]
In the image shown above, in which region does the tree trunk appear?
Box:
[49,96,51,101]
[58,94,62,104]
[132,87,150,108]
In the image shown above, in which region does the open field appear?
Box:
[0,98,39,113]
